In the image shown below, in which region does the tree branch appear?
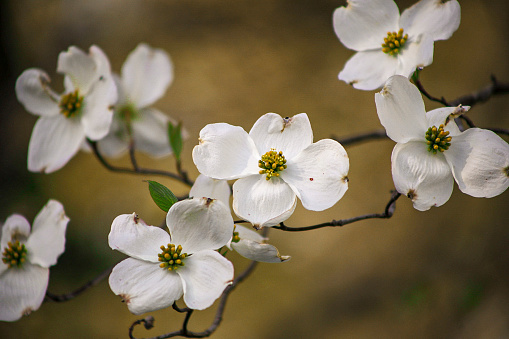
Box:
[332,129,388,147]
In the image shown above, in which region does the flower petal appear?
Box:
[80,75,116,141]
[189,174,231,208]
[339,50,399,91]
[281,139,349,211]
[95,118,129,158]
[167,198,234,253]
[400,0,461,41]
[25,200,69,268]
[0,263,49,322]
[27,115,85,173]
[121,43,173,108]
[375,75,428,142]
[177,250,233,310]
[231,237,290,263]
[109,258,183,315]
[333,0,400,51]
[396,34,434,77]
[445,128,509,198]
[249,113,313,160]
[57,46,98,94]
[15,69,60,117]
[108,213,171,263]
[426,106,469,136]
[232,176,297,229]
[1,215,31,275]
[131,107,174,157]
[392,141,454,211]
[193,123,260,180]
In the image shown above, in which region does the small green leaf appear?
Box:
[168,121,183,161]
[147,180,178,212]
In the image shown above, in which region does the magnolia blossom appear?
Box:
[190,174,290,262]
[192,113,349,229]
[108,197,234,314]
[0,200,68,321]
[16,45,117,173]
[96,43,182,158]
[333,0,461,90]
[375,75,509,210]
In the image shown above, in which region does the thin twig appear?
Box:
[332,129,388,147]
[273,191,401,232]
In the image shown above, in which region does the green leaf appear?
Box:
[168,121,183,161]
[147,180,178,212]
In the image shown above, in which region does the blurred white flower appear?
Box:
[0,200,69,321]
[375,75,509,210]
[192,113,349,229]
[108,197,234,314]
[96,43,184,158]
[16,45,117,173]
[333,0,461,90]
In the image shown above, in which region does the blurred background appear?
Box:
[1,0,508,338]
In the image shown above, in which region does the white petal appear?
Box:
[109,258,183,315]
[193,123,260,180]
[232,176,297,229]
[426,106,467,136]
[95,118,129,158]
[0,263,49,322]
[281,139,349,211]
[445,128,509,198]
[57,46,98,94]
[167,198,234,253]
[339,50,399,91]
[131,107,173,157]
[108,213,171,262]
[375,75,428,142]
[89,45,114,83]
[231,239,290,263]
[234,224,265,243]
[25,200,69,268]
[1,215,31,251]
[249,113,313,160]
[400,0,461,41]
[27,115,85,173]
[392,141,454,211]
[121,43,173,108]
[80,75,116,141]
[333,0,400,51]
[177,250,233,310]
[396,34,434,77]
[15,69,60,117]
[189,174,231,208]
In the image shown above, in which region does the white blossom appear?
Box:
[0,200,69,321]
[333,0,461,90]
[375,75,509,210]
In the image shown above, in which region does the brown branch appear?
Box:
[332,129,388,147]
[273,190,401,232]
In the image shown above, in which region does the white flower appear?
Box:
[15,45,117,173]
[96,43,183,158]
[0,200,69,322]
[190,174,290,263]
[192,113,350,229]
[108,197,234,314]
[333,0,461,90]
[375,75,509,210]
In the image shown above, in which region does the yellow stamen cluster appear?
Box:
[382,28,408,56]
[2,240,27,269]
[59,90,83,118]
[259,149,287,180]
[231,231,241,243]
[425,124,452,154]
[158,244,187,271]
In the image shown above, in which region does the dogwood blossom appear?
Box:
[333,0,461,90]
[108,197,234,314]
[96,43,182,157]
[375,75,509,210]
[192,113,349,229]
[190,174,290,262]
[0,200,69,321]
[16,45,117,173]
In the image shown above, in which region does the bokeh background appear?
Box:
[1,0,508,338]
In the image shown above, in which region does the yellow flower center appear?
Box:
[382,28,408,56]
[59,90,83,118]
[258,149,287,180]
[425,124,452,154]
[231,226,241,243]
[117,104,138,123]
[158,244,187,271]
[2,240,27,269]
